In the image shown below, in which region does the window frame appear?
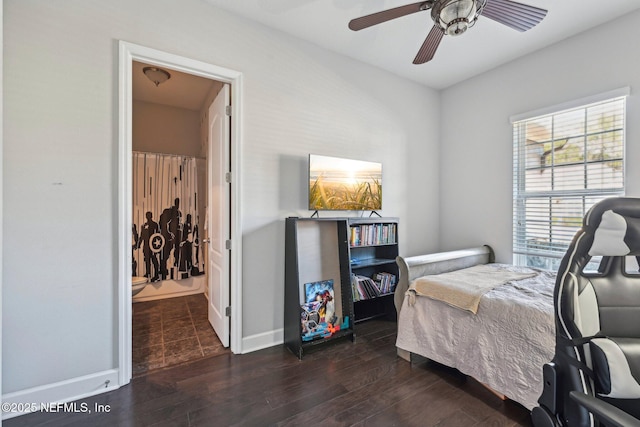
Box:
[511,89,628,270]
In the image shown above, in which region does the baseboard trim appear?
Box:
[133,275,205,302]
[1,369,120,420]
[241,328,283,354]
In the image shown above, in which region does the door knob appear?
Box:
[201,238,211,244]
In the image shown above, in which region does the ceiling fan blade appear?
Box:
[481,0,547,32]
[349,1,430,31]
[413,25,444,64]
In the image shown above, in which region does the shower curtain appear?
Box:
[132,152,204,282]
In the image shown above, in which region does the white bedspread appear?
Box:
[409,264,537,314]
[396,264,555,410]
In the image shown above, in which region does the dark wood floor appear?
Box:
[5,320,532,427]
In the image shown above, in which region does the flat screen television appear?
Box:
[308,154,382,211]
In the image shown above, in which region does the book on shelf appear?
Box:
[350,227,359,247]
[350,223,397,247]
[351,272,397,301]
[351,274,379,301]
[374,272,397,294]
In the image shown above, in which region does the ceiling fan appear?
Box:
[348,0,547,64]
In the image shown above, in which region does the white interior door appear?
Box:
[207,84,230,347]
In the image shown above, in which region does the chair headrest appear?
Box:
[585,197,640,257]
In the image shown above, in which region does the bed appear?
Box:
[394,246,556,410]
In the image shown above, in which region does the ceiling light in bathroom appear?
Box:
[143,66,171,87]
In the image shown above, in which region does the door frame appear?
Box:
[117,41,243,385]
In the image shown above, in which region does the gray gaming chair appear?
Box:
[532,197,640,427]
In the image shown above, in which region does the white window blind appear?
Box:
[512,95,626,270]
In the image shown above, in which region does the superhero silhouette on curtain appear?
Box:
[132,153,203,282]
[135,198,202,281]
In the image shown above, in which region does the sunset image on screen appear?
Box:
[309,155,382,211]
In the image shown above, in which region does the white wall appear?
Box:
[133,101,201,157]
[2,0,440,397]
[439,9,640,262]
[1,1,4,423]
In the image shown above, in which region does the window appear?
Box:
[512,92,626,271]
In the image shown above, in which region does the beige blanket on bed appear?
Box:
[407,264,537,314]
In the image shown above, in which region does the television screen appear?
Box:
[308,154,382,211]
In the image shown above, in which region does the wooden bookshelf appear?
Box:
[284,217,355,359]
[348,218,399,323]
[284,217,399,358]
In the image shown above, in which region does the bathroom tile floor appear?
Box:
[132,293,229,376]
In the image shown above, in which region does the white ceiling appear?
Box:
[203,0,640,89]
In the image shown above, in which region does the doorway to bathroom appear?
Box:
[118,41,243,384]
[131,61,230,376]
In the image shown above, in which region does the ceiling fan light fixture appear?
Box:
[347,0,546,65]
[143,66,171,87]
[434,0,485,36]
